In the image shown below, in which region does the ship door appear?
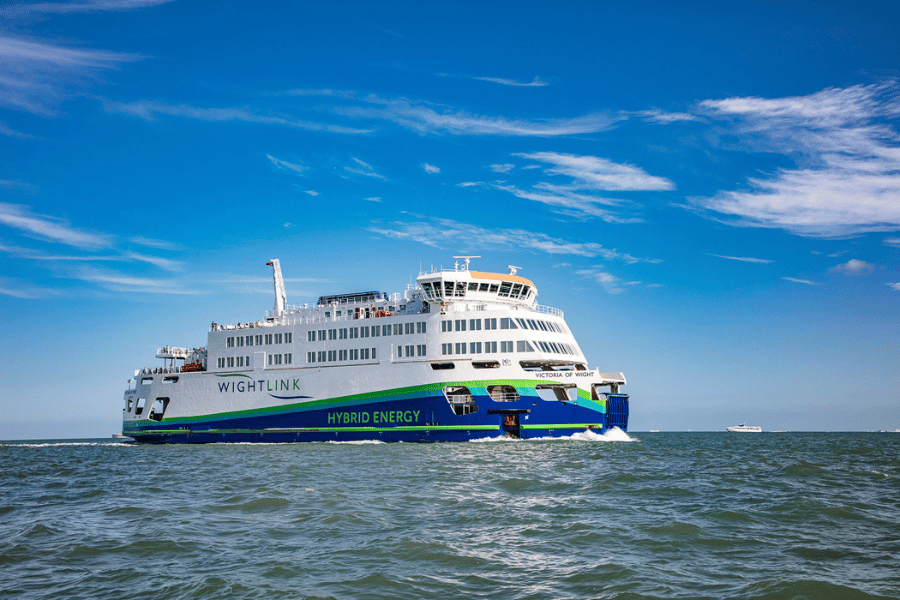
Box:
[501,412,521,439]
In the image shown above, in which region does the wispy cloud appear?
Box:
[782,277,822,286]
[628,109,702,124]
[575,269,628,294]
[884,237,900,247]
[104,99,374,134]
[0,203,113,249]
[485,151,673,222]
[363,196,382,203]
[0,34,138,115]
[266,154,308,175]
[122,251,182,271]
[473,75,549,87]
[421,163,440,174]
[129,236,179,250]
[515,152,675,191]
[0,276,61,299]
[830,258,874,275]
[887,282,900,291]
[709,254,774,264]
[368,216,660,264]
[302,190,320,196]
[692,83,900,238]
[70,265,199,294]
[490,163,515,173]
[2,0,175,16]
[344,157,385,179]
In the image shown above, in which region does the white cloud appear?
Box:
[0,203,113,249]
[493,184,640,224]
[266,154,308,175]
[303,190,320,196]
[129,236,179,250]
[368,216,659,264]
[884,237,900,247]
[886,282,900,291]
[709,254,774,264]
[122,251,182,271]
[363,197,382,203]
[473,75,549,87]
[830,259,874,275]
[782,277,822,286]
[422,163,440,174]
[490,164,515,173]
[0,276,61,299]
[629,109,702,124]
[693,83,900,238]
[70,266,199,294]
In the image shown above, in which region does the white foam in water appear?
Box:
[470,427,636,443]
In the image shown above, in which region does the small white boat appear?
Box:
[726,423,762,433]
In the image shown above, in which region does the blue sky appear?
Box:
[1,0,898,437]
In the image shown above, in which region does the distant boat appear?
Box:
[726,423,762,433]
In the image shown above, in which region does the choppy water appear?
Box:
[2,432,899,600]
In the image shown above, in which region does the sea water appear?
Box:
[2,432,898,599]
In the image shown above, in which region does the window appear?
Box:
[469,319,481,331]
[340,328,348,340]
[265,334,273,344]
[318,351,326,362]
[237,356,244,367]
[237,337,244,347]
[362,348,370,360]
[350,349,358,360]
[308,331,315,342]
[485,341,497,353]
[517,340,535,352]
[307,351,315,363]
[228,357,234,367]
[455,319,466,332]
[501,340,514,352]
[405,322,414,335]
[485,318,497,330]
[416,321,427,334]
[274,354,283,365]
[317,330,326,341]
[489,284,499,292]
[455,342,467,355]
[246,335,253,346]
[417,344,426,357]
[479,283,489,292]
[442,343,452,355]
[468,282,478,291]
[397,346,403,358]
[361,326,369,338]
[442,321,451,332]
[372,347,377,359]
[469,342,482,354]
[382,324,391,336]
[275,333,283,344]
[267,354,272,365]
[227,337,234,348]
[500,318,518,329]
[329,329,337,340]
[372,326,380,337]
[256,335,263,345]
[328,350,336,362]
[394,323,402,335]
[499,282,512,297]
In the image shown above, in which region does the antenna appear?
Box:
[453,255,480,271]
[507,265,522,276]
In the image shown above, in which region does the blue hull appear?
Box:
[124,393,629,444]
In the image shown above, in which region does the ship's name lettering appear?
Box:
[533,371,594,378]
[327,410,421,425]
[217,379,301,393]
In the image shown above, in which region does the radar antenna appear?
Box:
[453,255,480,271]
[266,259,286,316]
[507,265,522,276]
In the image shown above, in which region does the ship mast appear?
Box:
[266,259,286,317]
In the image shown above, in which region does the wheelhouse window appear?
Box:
[444,385,478,415]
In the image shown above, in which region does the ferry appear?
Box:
[122,257,630,443]
[726,423,762,433]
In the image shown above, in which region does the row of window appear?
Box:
[217,354,294,368]
[397,344,427,358]
[442,341,519,355]
[421,280,533,301]
[440,340,578,355]
[307,321,427,342]
[226,332,293,348]
[307,348,377,363]
[439,317,565,334]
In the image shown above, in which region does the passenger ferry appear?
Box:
[122,257,630,443]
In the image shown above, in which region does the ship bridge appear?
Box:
[416,256,537,307]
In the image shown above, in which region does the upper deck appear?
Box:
[416,256,541,311]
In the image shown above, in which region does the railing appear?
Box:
[534,304,564,318]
